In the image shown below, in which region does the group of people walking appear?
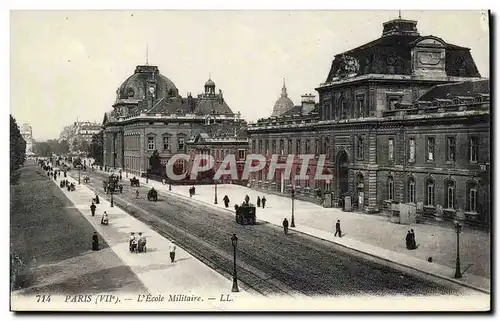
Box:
[405,229,418,250]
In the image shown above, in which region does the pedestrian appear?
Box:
[261,196,266,209]
[169,243,177,263]
[282,218,289,235]
[58,171,61,177]
[334,219,342,237]
[410,229,417,250]
[90,202,96,217]
[119,185,123,193]
[92,232,99,251]
[64,171,67,178]
[405,231,412,250]
[95,194,100,204]
[257,196,261,207]
[223,195,230,208]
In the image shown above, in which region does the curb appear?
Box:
[145,182,490,295]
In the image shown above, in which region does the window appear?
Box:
[467,182,478,212]
[272,140,277,154]
[445,180,456,209]
[251,139,255,153]
[280,139,284,155]
[425,178,435,206]
[324,137,330,156]
[357,96,365,117]
[408,138,416,162]
[176,160,185,173]
[426,137,435,161]
[296,140,301,154]
[387,176,394,201]
[147,136,155,150]
[357,136,364,159]
[238,149,246,160]
[388,138,394,161]
[315,139,319,155]
[469,136,478,162]
[305,140,311,154]
[387,96,402,110]
[287,139,292,154]
[264,140,269,155]
[446,137,456,162]
[177,136,185,151]
[163,136,170,150]
[408,177,416,203]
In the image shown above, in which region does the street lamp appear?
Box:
[77,164,82,184]
[230,234,239,292]
[214,179,218,204]
[146,168,149,184]
[169,178,172,191]
[454,220,462,279]
[109,175,115,208]
[290,188,296,227]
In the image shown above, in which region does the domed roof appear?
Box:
[205,78,215,87]
[115,65,180,104]
[271,79,294,117]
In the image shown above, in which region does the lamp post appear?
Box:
[169,178,172,191]
[110,175,115,208]
[146,168,149,184]
[214,179,218,204]
[290,188,296,227]
[77,164,81,184]
[454,220,462,279]
[230,234,239,292]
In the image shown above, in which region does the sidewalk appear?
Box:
[116,170,490,294]
[44,171,254,310]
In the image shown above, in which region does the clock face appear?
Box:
[149,86,155,94]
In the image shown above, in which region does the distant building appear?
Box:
[271,79,295,117]
[20,124,34,156]
[59,121,102,152]
[248,16,490,228]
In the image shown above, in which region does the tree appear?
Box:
[33,141,51,157]
[10,115,26,184]
[88,131,103,165]
[59,139,70,154]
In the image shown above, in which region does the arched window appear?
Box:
[425,178,435,206]
[387,176,394,201]
[445,179,456,209]
[280,139,284,155]
[408,177,416,203]
[466,181,478,213]
[324,137,330,156]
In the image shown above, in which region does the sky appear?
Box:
[10,10,489,141]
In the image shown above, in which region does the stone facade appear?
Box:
[102,64,247,178]
[247,17,490,227]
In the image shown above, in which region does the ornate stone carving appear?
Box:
[336,55,360,78]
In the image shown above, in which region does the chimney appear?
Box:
[301,93,316,115]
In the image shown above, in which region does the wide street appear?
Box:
[76,169,469,297]
[10,163,147,295]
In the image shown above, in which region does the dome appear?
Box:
[271,79,294,117]
[115,65,180,104]
[205,78,215,87]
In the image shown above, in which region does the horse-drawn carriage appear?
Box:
[235,203,257,225]
[130,177,140,187]
[83,175,90,183]
[147,188,158,202]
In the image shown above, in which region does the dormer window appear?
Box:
[474,96,483,103]
[432,100,439,107]
[453,98,461,106]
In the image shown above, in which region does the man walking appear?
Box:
[261,196,267,209]
[169,243,177,263]
[90,202,96,217]
[334,219,342,237]
[282,218,289,235]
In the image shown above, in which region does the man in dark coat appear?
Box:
[244,195,250,205]
[282,218,289,235]
[261,196,266,209]
[406,231,412,250]
[95,194,100,204]
[257,196,261,207]
[92,232,99,251]
[90,202,96,217]
[223,195,230,208]
[334,220,342,237]
[410,229,417,250]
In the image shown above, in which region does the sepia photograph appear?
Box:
[8,8,491,312]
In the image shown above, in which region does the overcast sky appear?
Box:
[10,10,489,141]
